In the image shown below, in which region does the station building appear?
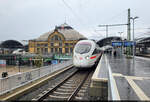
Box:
[28,23,86,55]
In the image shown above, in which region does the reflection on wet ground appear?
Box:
[108,55,135,76]
[114,76,139,100]
[107,54,150,100]
[134,79,150,98]
[108,54,150,77]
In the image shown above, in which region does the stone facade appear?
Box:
[29,23,86,54]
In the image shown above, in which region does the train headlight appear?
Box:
[85,56,89,59]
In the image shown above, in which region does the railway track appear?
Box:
[32,69,92,101]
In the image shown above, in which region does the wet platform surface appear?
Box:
[107,54,150,100]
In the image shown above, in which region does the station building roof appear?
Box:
[135,37,150,47]
[32,23,86,41]
[136,37,150,44]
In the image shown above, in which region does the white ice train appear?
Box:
[73,40,103,68]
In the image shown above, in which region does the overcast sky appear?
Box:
[0,0,150,42]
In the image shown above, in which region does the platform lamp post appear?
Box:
[19,55,21,72]
[118,32,123,38]
[118,32,123,54]
[130,16,139,65]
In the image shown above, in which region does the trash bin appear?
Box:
[2,72,8,78]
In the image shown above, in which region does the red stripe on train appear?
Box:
[79,57,83,60]
[90,56,96,59]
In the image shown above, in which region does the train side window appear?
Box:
[92,49,99,55]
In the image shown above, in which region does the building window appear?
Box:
[45,48,48,54]
[65,48,69,53]
[41,48,44,53]
[51,36,55,41]
[70,43,73,46]
[44,44,48,47]
[70,48,73,53]
[51,48,53,53]
[55,36,57,40]
[55,48,58,53]
[58,36,61,40]
[51,35,61,41]
[37,44,40,47]
[65,43,69,46]
[37,48,40,53]
[59,48,62,53]
[59,42,62,46]
[51,43,53,46]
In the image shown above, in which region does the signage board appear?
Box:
[0,60,6,67]
[124,41,135,47]
[112,41,136,47]
[112,42,122,46]
[51,60,58,64]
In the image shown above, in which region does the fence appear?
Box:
[0,60,72,95]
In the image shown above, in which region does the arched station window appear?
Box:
[51,35,61,41]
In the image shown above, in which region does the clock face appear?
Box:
[54,43,59,46]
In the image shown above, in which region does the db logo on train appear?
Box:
[79,57,83,60]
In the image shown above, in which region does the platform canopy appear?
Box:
[0,40,23,49]
[97,36,121,47]
[136,37,150,47]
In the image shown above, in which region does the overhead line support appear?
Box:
[98,23,128,38]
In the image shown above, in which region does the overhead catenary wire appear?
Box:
[60,1,135,39]
[68,2,128,38]
[102,9,127,24]
[61,0,102,37]
[61,0,98,39]
[61,0,84,26]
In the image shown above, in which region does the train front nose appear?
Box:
[73,55,89,67]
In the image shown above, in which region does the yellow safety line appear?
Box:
[112,73,150,80]
[125,76,150,101]
[112,73,123,77]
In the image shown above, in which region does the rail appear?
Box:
[36,69,78,101]
[68,71,90,101]
[34,70,90,101]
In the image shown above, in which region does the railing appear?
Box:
[0,60,72,95]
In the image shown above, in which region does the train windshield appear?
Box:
[75,43,91,54]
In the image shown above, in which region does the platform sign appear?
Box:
[124,41,135,47]
[51,60,58,64]
[112,42,122,46]
[0,60,6,67]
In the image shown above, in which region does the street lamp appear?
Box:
[118,32,123,39]
[130,16,139,64]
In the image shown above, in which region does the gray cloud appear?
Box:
[0,0,150,41]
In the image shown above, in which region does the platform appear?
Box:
[107,54,150,101]
[89,55,108,99]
